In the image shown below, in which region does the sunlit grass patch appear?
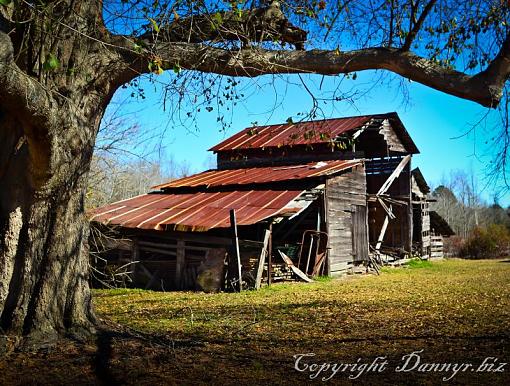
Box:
[93,259,510,351]
[405,257,434,269]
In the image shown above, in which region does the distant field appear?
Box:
[1,259,509,385]
[92,259,510,385]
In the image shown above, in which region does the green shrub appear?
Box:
[459,224,510,259]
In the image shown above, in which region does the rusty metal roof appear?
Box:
[210,116,370,151]
[209,112,419,154]
[153,159,361,190]
[90,190,303,232]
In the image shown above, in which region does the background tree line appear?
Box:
[431,170,510,258]
[85,106,215,209]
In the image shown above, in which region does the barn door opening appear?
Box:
[352,204,369,262]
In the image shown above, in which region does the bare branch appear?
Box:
[402,0,438,51]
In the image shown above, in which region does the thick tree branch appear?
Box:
[116,40,506,108]
[104,1,510,109]
[138,1,306,49]
[473,32,510,105]
[0,31,52,124]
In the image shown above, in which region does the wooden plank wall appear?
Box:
[325,165,368,275]
[352,205,369,262]
[430,236,444,258]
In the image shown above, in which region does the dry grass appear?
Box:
[95,259,509,344]
[1,259,509,385]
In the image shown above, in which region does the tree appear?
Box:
[1,0,510,344]
[87,106,192,209]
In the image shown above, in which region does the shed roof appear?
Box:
[209,112,419,154]
[153,159,361,190]
[411,167,430,194]
[90,190,303,232]
[430,211,455,236]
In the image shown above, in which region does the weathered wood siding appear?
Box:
[430,236,444,258]
[325,165,368,275]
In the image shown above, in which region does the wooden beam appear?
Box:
[131,237,139,281]
[376,155,411,196]
[377,197,396,220]
[255,229,271,290]
[375,215,390,251]
[230,209,242,292]
[267,223,273,286]
[139,246,177,256]
[278,251,313,283]
[127,228,232,246]
[175,239,185,289]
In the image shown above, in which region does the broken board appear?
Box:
[278,251,313,283]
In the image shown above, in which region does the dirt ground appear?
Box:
[0,259,509,385]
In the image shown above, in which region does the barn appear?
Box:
[90,112,438,291]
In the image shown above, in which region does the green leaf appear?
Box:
[148,17,160,33]
[211,12,223,30]
[0,0,12,6]
[286,117,294,124]
[172,63,181,74]
[133,43,143,53]
[43,53,60,71]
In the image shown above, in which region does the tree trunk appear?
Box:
[0,103,99,344]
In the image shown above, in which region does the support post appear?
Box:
[267,222,273,286]
[376,215,390,251]
[255,229,271,290]
[131,237,139,282]
[175,239,185,290]
[230,209,242,292]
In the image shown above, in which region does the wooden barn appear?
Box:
[90,112,433,291]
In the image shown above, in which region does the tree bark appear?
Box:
[0,1,116,343]
[0,101,99,343]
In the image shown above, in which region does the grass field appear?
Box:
[1,259,509,385]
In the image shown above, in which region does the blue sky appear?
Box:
[105,69,507,205]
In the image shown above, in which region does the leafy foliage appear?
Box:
[459,224,510,259]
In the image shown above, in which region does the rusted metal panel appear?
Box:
[210,116,371,152]
[153,160,361,190]
[90,190,303,232]
[209,112,419,155]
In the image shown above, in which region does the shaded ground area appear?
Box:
[1,259,509,385]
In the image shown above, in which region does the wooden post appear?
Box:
[255,229,270,290]
[267,222,273,286]
[408,163,413,256]
[376,215,389,251]
[229,209,242,292]
[131,237,139,282]
[175,239,185,290]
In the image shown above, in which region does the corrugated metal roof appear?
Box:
[210,116,371,151]
[153,159,361,190]
[90,190,303,232]
[209,112,419,154]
